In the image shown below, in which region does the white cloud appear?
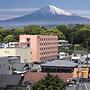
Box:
[68,9,90,18]
[0,8,39,20]
[0,8,39,12]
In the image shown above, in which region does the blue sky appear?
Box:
[0,0,89,9]
[0,0,90,20]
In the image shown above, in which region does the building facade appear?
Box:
[0,47,31,63]
[19,35,58,62]
[0,42,18,48]
[58,40,71,49]
[0,57,12,74]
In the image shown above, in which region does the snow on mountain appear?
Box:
[48,5,72,16]
[36,5,72,16]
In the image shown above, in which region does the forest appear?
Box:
[0,24,90,52]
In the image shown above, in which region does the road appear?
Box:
[66,82,90,90]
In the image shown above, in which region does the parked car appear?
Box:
[66,78,76,87]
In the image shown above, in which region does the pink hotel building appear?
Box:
[19,35,58,62]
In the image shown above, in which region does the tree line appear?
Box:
[0,24,90,49]
[0,25,65,43]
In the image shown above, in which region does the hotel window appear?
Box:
[27,38,30,42]
[42,52,43,55]
[27,43,30,47]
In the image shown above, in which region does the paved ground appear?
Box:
[66,82,90,90]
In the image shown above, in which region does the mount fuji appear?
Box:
[0,5,90,26]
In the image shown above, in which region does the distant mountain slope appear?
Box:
[0,5,90,26]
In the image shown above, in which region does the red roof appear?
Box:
[23,72,73,83]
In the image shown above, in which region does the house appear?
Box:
[12,63,32,74]
[0,74,23,90]
[41,60,78,73]
[0,42,18,48]
[19,35,58,62]
[71,50,88,63]
[0,57,20,74]
[58,40,71,49]
[59,52,69,59]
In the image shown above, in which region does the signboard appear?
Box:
[73,68,89,79]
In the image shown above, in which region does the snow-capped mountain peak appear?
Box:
[39,5,72,16]
[48,5,72,16]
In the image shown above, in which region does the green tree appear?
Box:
[23,25,44,35]
[3,35,16,43]
[70,27,90,44]
[45,28,65,39]
[31,73,66,90]
[12,29,25,41]
[0,35,3,42]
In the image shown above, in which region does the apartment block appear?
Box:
[19,35,58,62]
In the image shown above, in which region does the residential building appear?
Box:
[0,57,12,74]
[59,52,69,60]
[0,42,18,48]
[19,35,58,62]
[71,50,88,63]
[58,40,71,48]
[12,63,32,74]
[0,47,32,63]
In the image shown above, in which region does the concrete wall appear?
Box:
[0,48,31,63]
[0,57,12,74]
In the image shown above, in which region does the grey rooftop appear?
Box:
[41,60,78,68]
[0,74,21,88]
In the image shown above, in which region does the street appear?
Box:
[66,82,90,90]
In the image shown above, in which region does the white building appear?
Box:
[71,50,88,63]
[0,42,18,48]
[58,40,71,48]
[59,52,69,60]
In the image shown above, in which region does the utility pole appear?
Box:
[86,41,89,80]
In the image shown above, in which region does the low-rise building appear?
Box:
[58,40,71,49]
[73,68,89,79]
[0,42,18,48]
[0,47,32,63]
[41,60,78,73]
[71,50,88,63]
[59,52,69,60]
[23,72,73,83]
[0,57,19,74]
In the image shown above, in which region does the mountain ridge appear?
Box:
[0,5,90,26]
